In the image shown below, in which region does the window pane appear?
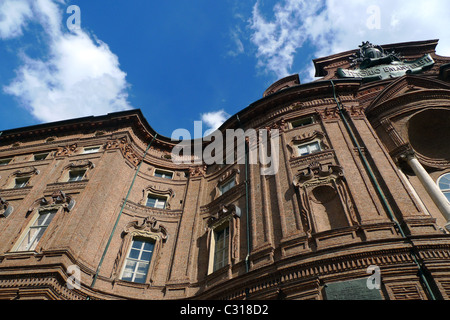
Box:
[121,238,155,283]
[68,170,85,182]
[445,192,450,203]
[146,195,166,209]
[14,177,29,188]
[83,147,100,154]
[34,153,48,161]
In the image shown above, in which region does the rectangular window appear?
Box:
[14,177,30,189]
[0,158,12,166]
[220,179,235,195]
[213,226,229,272]
[297,141,321,157]
[34,153,49,161]
[121,238,155,283]
[83,146,100,154]
[15,209,57,252]
[291,116,315,129]
[154,169,173,180]
[146,195,167,209]
[68,170,86,182]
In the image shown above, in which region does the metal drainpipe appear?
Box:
[90,134,158,288]
[236,115,251,273]
[330,80,438,300]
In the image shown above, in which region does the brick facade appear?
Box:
[1,39,450,300]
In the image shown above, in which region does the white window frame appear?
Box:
[120,237,155,284]
[438,173,450,203]
[68,169,86,182]
[297,140,322,157]
[13,209,57,252]
[146,194,168,209]
[208,220,230,274]
[154,169,173,180]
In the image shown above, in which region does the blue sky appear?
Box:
[1,0,449,138]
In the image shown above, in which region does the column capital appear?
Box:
[390,143,416,163]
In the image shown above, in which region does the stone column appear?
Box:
[402,153,450,231]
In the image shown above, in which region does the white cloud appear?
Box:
[1,0,132,123]
[249,0,450,82]
[201,110,230,137]
[0,0,33,39]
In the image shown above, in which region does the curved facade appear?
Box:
[0,39,450,300]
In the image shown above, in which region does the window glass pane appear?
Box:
[14,177,30,188]
[121,238,155,283]
[129,249,140,259]
[439,174,450,190]
[146,195,166,209]
[68,170,85,182]
[141,251,153,262]
[444,192,450,203]
[34,153,48,161]
[0,159,11,166]
[83,147,100,154]
[292,117,314,128]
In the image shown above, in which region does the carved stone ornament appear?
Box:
[0,197,14,218]
[104,138,142,167]
[293,162,344,188]
[56,144,77,157]
[208,203,241,227]
[26,190,75,216]
[316,107,340,121]
[13,166,39,177]
[64,160,95,170]
[123,216,169,242]
[189,165,207,178]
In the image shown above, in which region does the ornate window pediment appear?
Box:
[140,185,174,209]
[287,131,330,159]
[26,190,75,217]
[58,160,94,183]
[112,216,168,285]
[1,166,39,189]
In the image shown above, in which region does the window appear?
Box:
[220,179,235,195]
[15,209,57,251]
[212,225,229,272]
[14,177,30,189]
[34,153,49,161]
[68,169,86,182]
[154,169,173,180]
[0,158,12,166]
[146,195,167,209]
[291,116,315,128]
[121,238,155,283]
[438,173,450,203]
[83,146,100,154]
[297,141,321,157]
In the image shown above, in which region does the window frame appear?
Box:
[290,116,315,129]
[438,173,450,203]
[120,237,155,284]
[13,208,58,252]
[296,140,322,157]
[0,158,12,166]
[33,153,49,161]
[82,146,101,154]
[145,194,168,209]
[67,169,87,182]
[220,178,236,195]
[13,176,31,189]
[153,169,174,180]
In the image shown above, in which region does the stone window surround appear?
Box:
[113,217,168,285]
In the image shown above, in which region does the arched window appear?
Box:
[438,173,450,203]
